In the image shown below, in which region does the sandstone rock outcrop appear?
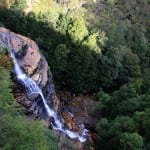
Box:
[0,27,58,116]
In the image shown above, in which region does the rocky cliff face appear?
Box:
[0,27,59,117]
[0,28,97,148]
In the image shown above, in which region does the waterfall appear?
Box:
[10,50,87,142]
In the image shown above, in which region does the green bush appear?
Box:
[10,0,27,11]
[120,132,144,150]
[0,113,57,150]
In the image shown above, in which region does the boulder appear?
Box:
[0,27,44,85]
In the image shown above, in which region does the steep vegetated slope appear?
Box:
[0,0,149,149]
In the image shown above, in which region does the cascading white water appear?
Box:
[10,50,87,142]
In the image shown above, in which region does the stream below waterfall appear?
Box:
[10,49,88,142]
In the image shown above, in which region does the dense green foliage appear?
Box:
[10,0,27,11]
[0,47,57,150]
[85,1,150,149]
[0,0,149,149]
[0,0,148,93]
[96,82,150,149]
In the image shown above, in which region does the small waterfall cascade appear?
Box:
[10,50,87,142]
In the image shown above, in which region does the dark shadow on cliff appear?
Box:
[0,8,128,94]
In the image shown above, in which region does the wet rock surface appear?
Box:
[57,91,98,149]
[0,27,58,115]
[57,91,98,131]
